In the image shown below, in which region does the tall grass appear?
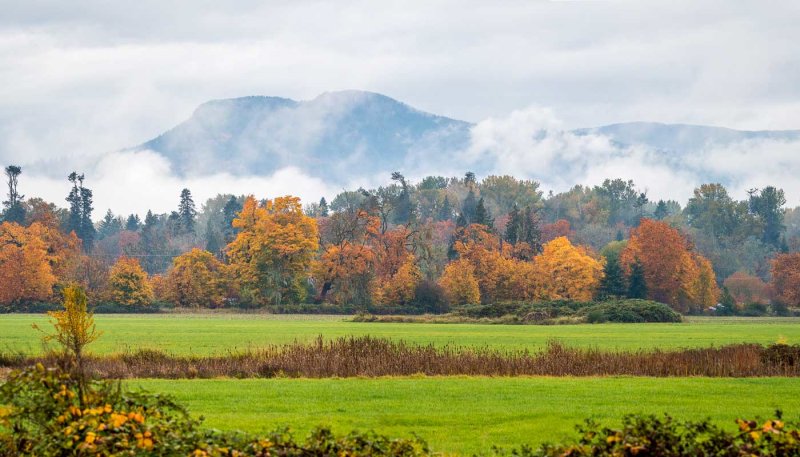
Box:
[1,337,798,379]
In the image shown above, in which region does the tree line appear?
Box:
[1,165,798,313]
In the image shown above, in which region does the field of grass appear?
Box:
[2,314,800,355]
[134,376,800,454]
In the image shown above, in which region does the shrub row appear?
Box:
[3,338,798,378]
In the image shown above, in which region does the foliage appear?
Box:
[438,259,481,305]
[35,285,101,365]
[523,413,800,457]
[534,237,604,301]
[166,248,230,308]
[227,196,319,305]
[107,257,153,306]
[583,299,682,323]
[771,252,800,307]
[621,219,717,313]
[724,271,770,305]
[0,222,57,306]
[0,365,430,457]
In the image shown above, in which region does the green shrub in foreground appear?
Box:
[0,365,429,456]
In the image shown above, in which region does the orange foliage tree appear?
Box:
[451,224,517,303]
[621,219,717,312]
[771,252,800,306]
[533,237,604,301]
[227,196,319,305]
[438,258,480,305]
[723,271,770,305]
[0,222,57,306]
[107,256,153,306]
[166,248,229,308]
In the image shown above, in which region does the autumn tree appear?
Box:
[771,252,800,307]
[723,271,770,305]
[621,218,717,312]
[534,237,604,301]
[0,222,56,306]
[439,258,480,305]
[227,195,318,305]
[107,256,153,306]
[166,248,229,308]
[36,285,100,383]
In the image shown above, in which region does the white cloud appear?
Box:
[20,150,337,216]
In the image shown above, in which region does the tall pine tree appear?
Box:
[627,259,648,299]
[3,165,26,224]
[178,188,197,235]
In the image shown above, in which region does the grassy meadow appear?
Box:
[134,376,800,455]
[2,314,800,355]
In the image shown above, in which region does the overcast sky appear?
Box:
[1,1,799,214]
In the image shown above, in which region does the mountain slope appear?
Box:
[137,91,472,181]
[134,91,800,186]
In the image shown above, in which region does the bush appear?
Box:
[741,302,770,317]
[0,365,429,456]
[583,299,682,323]
[410,280,449,314]
[508,413,800,457]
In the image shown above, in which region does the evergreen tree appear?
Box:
[222,196,243,244]
[140,210,168,274]
[616,229,624,242]
[205,218,223,257]
[600,255,627,298]
[505,204,522,244]
[125,214,141,231]
[167,211,182,237]
[474,197,493,228]
[79,182,96,251]
[654,200,669,220]
[319,197,329,217]
[748,186,786,248]
[391,172,414,225]
[178,188,197,235]
[2,165,26,224]
[98,209,122,239]
[65,172,95,251]
[522,205,543,254]
[66,172,82,236]
[438,195,453,222]
[627,259,648,299]
[462,188,478,223]
[717,286,736,315]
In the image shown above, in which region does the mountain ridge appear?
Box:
[134,91,800,184]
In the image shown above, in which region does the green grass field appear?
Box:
[2,314,800,355]
[133,376,800,454]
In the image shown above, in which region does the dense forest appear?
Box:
[1,166,799,314]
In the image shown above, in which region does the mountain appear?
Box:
[134,91,800,185]
[137,91,471,182]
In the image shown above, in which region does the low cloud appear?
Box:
[20,150,338,217]
[465,107,800,205]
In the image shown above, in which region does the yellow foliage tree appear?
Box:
[534,237,604,301]
[227,195,319,305]
[439,258,481,305]
[0,222,57,306]
[38,285,100,366]
[373,256,421,306]
[107,256,153,306]
[166,248,229,308]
